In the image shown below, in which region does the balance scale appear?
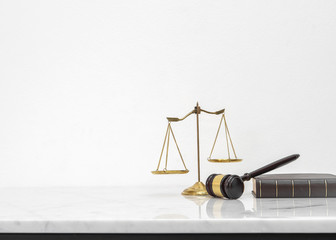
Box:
[152,102,242,196]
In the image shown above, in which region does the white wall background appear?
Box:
[0,0,336,190]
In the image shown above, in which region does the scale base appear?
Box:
[181,181,208,196]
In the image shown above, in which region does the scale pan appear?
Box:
[208,158,242,163]
[152,170,189,174]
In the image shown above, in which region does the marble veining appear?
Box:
[0,186,335,233]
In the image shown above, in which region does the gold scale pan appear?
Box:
[152,103,242,196]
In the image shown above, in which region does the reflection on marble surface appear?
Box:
[252,198,336,217]
[206,198,246,219]
[205,196,336,219]
[182,195,210,219]
[0,186,335,233]
[183,195,211,207]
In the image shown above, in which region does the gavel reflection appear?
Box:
[206,198,247,218]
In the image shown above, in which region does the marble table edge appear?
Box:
[0,218,336,233]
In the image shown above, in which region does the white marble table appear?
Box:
[0,186,335,234]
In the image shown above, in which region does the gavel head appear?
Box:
[206,174,244,199]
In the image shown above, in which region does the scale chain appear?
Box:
[169,125,188,170]
[164,123,171,170]
[208,114,224,159]
[156,123,170,171]
[224,114,231,159]
[223,115,238,159]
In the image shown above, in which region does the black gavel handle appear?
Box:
[241,154,300,181]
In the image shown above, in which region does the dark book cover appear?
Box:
[252,174,336,198]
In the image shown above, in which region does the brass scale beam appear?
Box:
[167,103,224,183]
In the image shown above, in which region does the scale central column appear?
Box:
[181,102,208,196]
[196,102,201,182]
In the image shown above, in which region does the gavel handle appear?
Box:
[241,154,300,181]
